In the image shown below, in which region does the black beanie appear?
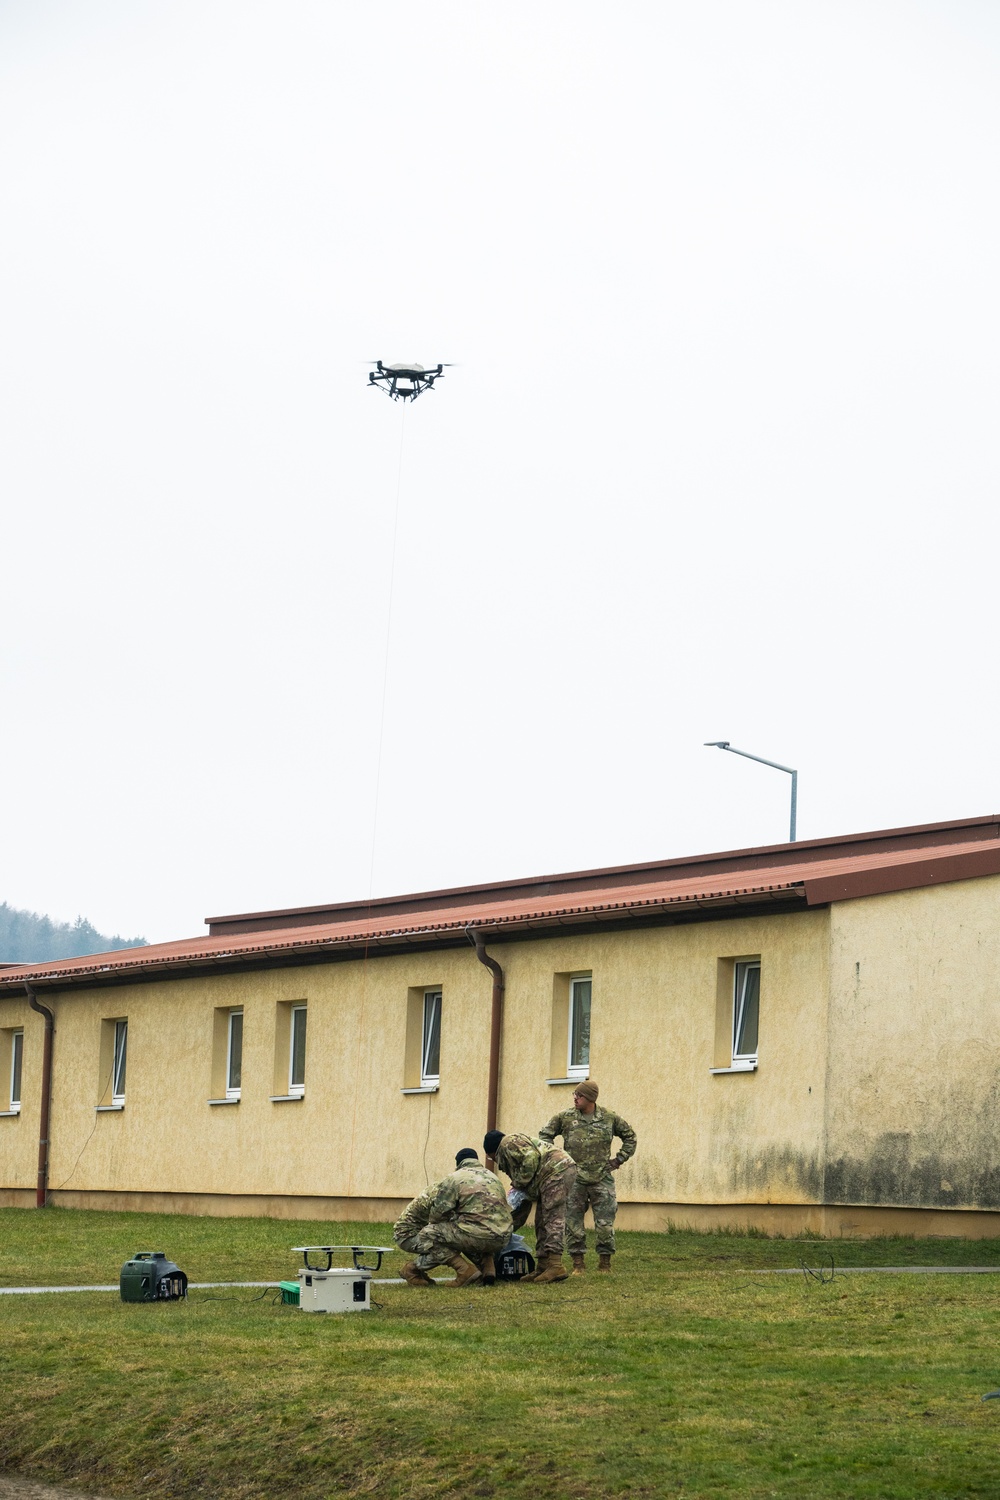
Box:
[455,1148,479,1167]
[483,1129,505,1157]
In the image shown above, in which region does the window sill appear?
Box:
[270,1094,305,1102]
[401,1085,439,1095]
[546,1077,587,1086]
[208,1097,240,1106]
[710,1061,758,1074]
[96,1103,125,1112]
[0,1109,20,1118]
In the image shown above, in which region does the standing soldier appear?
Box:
[395,1149,512,1288]
[539,1080,637,1274]
[484,1129,577,1284]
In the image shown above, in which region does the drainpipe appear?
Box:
[466,928,504,1166]
[25,983,54,1208]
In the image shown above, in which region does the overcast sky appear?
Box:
[2,1,999,943]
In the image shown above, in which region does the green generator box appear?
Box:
[120,1251,188,1302]
[279,1281,300,1306]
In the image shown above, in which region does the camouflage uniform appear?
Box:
[494,1133,577,1260]
[393,1184,435,1254]
[539,1103,637,1256]
[406,1163,513,1272]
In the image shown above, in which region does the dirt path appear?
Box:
[0,1477,122,1500]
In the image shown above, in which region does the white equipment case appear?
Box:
[290,1245,394,1315]
[297,1267,371,1313]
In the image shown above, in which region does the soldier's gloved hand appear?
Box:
[609,1158,621,1171]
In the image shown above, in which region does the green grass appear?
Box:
[3,1210,1000,1498]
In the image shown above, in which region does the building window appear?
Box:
[8,1030,23,1113]
[567,976,592,1078]
[421,989,441,1086]
[289,1005,307,1095]
[112,1019,128,1104]
[226,1010,243,1099]
[733,961,760,1064]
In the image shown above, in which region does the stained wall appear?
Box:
[824,874,1000,1214]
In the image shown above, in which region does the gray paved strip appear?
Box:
[0,1285,119,1295]
[759,1265,1000,1274]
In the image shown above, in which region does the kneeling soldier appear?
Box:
[395,1149,512,1288]
[539,1080,636,1274]
[485,1129,577,1284]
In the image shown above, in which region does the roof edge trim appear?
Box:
[804,845,1000,905]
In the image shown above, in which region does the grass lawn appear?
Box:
[2,1209,1000,1498]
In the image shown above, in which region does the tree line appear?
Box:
[0,902,147,964]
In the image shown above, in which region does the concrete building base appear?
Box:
[0,1190,34,1209]
[616,1200,1000,1239]
[3,1187,1000,1238]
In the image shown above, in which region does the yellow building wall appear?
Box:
[0,909,830,1219]
[495,914,829,1211]
[0,998,40,1193]
[825,874,1000,1215]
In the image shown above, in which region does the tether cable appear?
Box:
[346,400,406,1195]
[368,398,406,900]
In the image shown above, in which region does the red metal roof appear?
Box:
[205,812,1000,934]
[3,821,1000,993]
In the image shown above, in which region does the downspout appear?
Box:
[25,983,54,1208]
[466,928,504,1166]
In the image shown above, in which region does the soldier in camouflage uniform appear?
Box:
[393,1183,435,1257]
[393,1149,478,1257]
[485,1129,577,1284]
[539,1080,636,1273]
[395,1149,512,1288]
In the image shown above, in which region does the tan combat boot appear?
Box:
[400,1261,437,1287]
[445,1254,483,1288]
[529,1254,570,1284]
[480,1253,497,1286]
[598,1254,612,1273]
[570,1253,586,1276]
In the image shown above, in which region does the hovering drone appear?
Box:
[368,361,446,402]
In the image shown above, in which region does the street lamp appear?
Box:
[704,742,798,842]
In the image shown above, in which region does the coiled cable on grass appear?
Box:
[798,1254,835,1286]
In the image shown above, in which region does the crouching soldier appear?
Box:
[395,1148,512,1289]
[393,1183,434,1259]
[539,1080,636,1274]
[484,1130,577,1284]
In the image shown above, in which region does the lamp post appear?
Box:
[704,742,798,842]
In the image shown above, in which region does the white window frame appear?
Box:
[567,975,592,1080]
[9,1029,23,1113]
[732,960,760,1066]
[112,1019,128,1104]
[421,989,442,1087]
[226,1009,243,1100]
[288,1005,307,1096]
